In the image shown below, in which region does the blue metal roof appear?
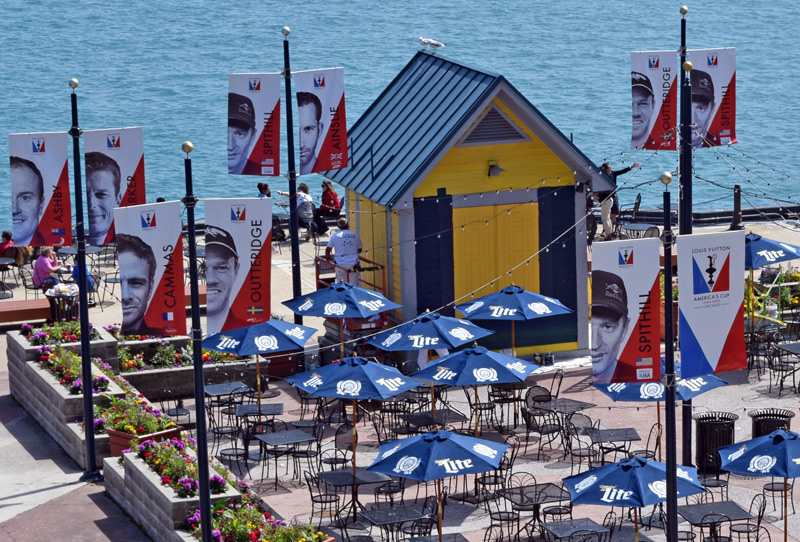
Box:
[325,51,500,209]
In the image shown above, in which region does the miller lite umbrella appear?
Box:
[285,356,420,475]
[719,429,800,542]
[366,311,493,353]
[564,456,704,542]
[455,285,572,356]
[368,429,508,542]
[744,233,800,320]
[203,319,317,416]
[412,345,539,434]
[282,282,400,358]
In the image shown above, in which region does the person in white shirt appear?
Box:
[325,217,363,285]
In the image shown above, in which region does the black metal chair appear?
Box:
[601,510,618,542]
[549,369,564,398]
[763,476,795,518]
[305,470,341,530]
[631,422,662,461]
[158,387,191,427]
[730,493,766,542]
[699,513,732,542]
[569,529,602,542]
[541,483,573,523]
[564,421,600,475]
[485,489,521,542]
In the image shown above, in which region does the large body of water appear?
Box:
[1,1,798,226]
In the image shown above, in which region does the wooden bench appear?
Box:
[0,298,51,324]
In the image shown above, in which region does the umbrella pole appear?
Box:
[431,382,436,422]
[352,398,357,477]
[634,507,640,542]
[511,320,516,357]
[340,319,345,359]
[437,478,443,542]
[784,477,788,542]
[657,401,662,462]
[473,384,480,497]
[257,355,263,426]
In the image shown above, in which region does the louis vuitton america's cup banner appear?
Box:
[84,127,146,245]
[204,198,272,335]
[687,48,736,148]
[9,132,72,247]
[591,239,661,384]
[677,231,746,378]
[630,51,677,150]
[294,67,348,175]
[228,73,281,176]
[114,202,186,337]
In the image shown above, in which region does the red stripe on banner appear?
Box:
[222,229,272,331]
[312,93,348,173]
[243,101,281,176]
[612,275,661,383]
[645,77,677,150]
[715,302,747,373]
[33,161,72,247]
[104,155,147,245]
[705,72,736,147]
[143,233,186,336]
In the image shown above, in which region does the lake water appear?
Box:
[1,0,798,225]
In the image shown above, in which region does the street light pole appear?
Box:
[678,5,695,467]
[281,26,303,325]
[182,142,213,542]
[68,78,101,483]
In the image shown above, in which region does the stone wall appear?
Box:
[6,327,119,371]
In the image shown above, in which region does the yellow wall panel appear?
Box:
[495,203,540,292]
[453,206,498,301]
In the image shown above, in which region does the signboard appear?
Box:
[84,127,146,245]
[630,51,678,150]
[114,201,186,337]
[204,198,273,335]
[677,230,746,377]
[228,73,281,176]
[294,67,348,174]
[687,48,736,148]
[591,238,662,383]
[9,132,71,247]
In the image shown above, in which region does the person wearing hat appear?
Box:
[228,93,258,175]
[631,71,655,150]
[591,270,630,383]
[205,225,243,333]
[691,70,719,148]
[595,161,639,241]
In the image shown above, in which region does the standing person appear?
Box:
[32,247,63,290]
[691,70,719,148]
[319,180,341,219]
[596,161,640,240]
[117,233,158,336]
[257,182,271,198]
[630,72,655,150]
[228,93,257,175]
[10,156,45,246]
[85,151,123,245]
[325,217,363,285]
[591,270,630,384]
[277,182,320,240]
[297,92,324,175]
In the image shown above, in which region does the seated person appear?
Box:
[32,247,63,290]
[0,230,13,271]
[71,264,96,304]
[277,182,323,240]
[320,180,341,218]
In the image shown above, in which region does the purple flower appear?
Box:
[212,529,222,541]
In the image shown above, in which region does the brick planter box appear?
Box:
[6,327,119,371]
[104,454,241,542]
[117,335,191,362]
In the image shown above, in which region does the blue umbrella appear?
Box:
[366,311,493,352]
[283,282,400,357]
[202,319,317,356]
[455,285,572,355]
[286,357,421,475]
[745,233,800,269]
[592,373,727,402]
[412,345,540,434]
[564,456,705,542]
[368,429,509,542]
[719,429,800,542]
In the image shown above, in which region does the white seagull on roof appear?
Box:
[418,37,446,51]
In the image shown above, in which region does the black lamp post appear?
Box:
[281,25,303,325]
[181,141,213,542]
[661,170,679,542]
[68,77,102,483]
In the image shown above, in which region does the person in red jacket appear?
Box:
[320,180,341,219]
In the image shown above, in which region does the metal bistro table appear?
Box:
[359,504,424,542]
[535,399,596,421]
[255,429,315,488]
[410,535,469,542]
[400,408,468,429]
[585,427,641,463]
[541,517,609,541]
[0,257,15,299]
[204,381,253,397]
[235,403,283,419]
[677,500,750,540]
[319,467,391,526]
[496,482,571,533]
[622,223,658,239]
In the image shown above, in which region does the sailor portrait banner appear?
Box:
[294,67,348,175]
[84,127,146,245]
[591,238,661,384]
[630,51,678,150]
[677,230,746,378]
[114,201,185,337]
[204,198,273,335]
[9,132,72,247]
[228,73,281,176]
[687,48,736,148]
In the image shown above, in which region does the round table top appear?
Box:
[0,257,15,266]
[623,223,657,231]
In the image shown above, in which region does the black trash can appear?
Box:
[748,408,795,438]
[693,411,739,474]
[45,293,79,322]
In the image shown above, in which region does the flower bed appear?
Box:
[7,326,119,372]
[21,320,102,345]
[36,344,111,394]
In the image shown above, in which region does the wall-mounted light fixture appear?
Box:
[488,160,505,177]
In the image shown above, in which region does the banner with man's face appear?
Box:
[591,238,661,384]
[294,67,348,175]
[677,231,746,378]
[9,132,72,247]
[204,198,273,335]
[228,73,281,176]
[630,51,677,150]
[84,127,146,245]
[687,48,736,148]
[114,202,185,337]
